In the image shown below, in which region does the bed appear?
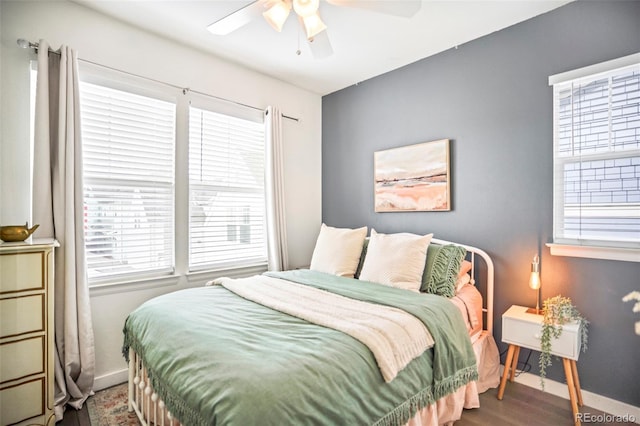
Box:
[123,229,500,426]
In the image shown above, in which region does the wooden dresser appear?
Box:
[0,239,58,426]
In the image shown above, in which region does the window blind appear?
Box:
[552,62,640,249]
[80,82,176,282]
[188,106,267,270]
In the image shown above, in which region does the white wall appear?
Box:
[0,0,322,389]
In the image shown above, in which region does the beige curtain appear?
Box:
[265,106,289,271]
[32,40,95,420]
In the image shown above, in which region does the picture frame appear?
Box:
[374,139,450,212]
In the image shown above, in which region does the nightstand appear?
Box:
[497,305,583,426]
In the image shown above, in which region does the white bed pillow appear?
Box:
[310,224,368,278]
[359,229,433,292]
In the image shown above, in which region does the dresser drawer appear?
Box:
[0,378,45,425]
[0,336,45,384]
[0,252,44,294]
[0,295,45,338]
[0,240,56,425]
[503,315,580,360]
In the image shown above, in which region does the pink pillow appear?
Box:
[459,260,472,277]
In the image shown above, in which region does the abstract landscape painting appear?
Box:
[374,139,450,212]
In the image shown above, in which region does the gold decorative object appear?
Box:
[0,222,40,242]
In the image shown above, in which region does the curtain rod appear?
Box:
[17,38,299,122]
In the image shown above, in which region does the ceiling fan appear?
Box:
[207,0,422,59]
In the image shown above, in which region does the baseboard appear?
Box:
[501,366,640,424]
[93,368,128,392]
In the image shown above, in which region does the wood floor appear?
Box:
[58,403,91,426]
[457,382,636,426]
[59,381,634,426]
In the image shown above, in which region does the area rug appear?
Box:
[87,383,140,425]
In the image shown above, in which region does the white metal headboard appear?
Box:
[431,238,495,335]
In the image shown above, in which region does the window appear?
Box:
[188,105,267,270]
[75,65,269,285]
[549,53,640,261]
[80,82,176,282]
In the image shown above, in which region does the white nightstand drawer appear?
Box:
[502,305,581,361]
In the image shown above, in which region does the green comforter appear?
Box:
[122,270,477,426]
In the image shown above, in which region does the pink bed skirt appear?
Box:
[407,331,500,426]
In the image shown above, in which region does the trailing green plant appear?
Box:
[539,295,588,389]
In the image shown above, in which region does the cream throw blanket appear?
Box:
[211,275,434,382]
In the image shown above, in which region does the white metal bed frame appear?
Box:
[431,237,495,335]
[127,237,495,426]
[128,348,181,426]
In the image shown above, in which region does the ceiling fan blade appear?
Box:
[207,1,265,35]
[325,0,421,18]
[307,31,333,59]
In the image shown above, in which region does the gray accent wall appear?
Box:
[322,1,639,405]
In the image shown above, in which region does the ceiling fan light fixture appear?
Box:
[293,0,319,18]
[263,0,291,32]
[300,12,327,39]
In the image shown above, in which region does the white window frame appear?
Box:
[187,94,267,272]
[79,63,179,285]
[548,53,640,263]
[76,63,269,288]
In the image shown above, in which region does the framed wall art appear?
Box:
[374,139,450,212]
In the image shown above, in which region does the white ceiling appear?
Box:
[71,0,571,95]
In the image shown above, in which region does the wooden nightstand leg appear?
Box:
[562,358,581,426]
[570,360,583,406]
[497,344,515,400]
[509,346,520,382]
